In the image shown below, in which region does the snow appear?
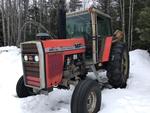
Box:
[82,0,102,10]
[0,47,150,113]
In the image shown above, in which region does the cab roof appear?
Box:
[66,8,111,19]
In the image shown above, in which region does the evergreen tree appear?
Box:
[132,0,150,49]
[137,7,150,42]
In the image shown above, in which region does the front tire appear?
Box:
[16,76,35,98]
[71,79,101,113]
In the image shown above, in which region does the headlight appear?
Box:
[34,55,39,62]
[24,55,28,61]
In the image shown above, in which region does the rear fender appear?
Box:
[101,36,112,62]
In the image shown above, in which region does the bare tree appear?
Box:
[119,0,126,42]
[16,0,22,45]
[130,0,134,50]
[0,0,64,45]
[128,0,134,50]
[0,0,6,46]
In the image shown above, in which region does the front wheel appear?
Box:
[71,79,101,113]
[16,76,35,98]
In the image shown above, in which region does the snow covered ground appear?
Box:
[0,46,150,113]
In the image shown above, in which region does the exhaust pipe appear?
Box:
[57,0,66,39]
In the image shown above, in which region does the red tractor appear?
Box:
[16,7,129,113]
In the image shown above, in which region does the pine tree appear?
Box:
[137,7,150,42]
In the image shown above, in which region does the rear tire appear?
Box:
[106,41,129,88]
[16,76,34,98]
[71,79,101,113]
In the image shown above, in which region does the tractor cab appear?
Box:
[66,8,113,64]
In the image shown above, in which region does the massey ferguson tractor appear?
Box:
[16,7,129,113]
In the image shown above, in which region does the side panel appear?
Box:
[43,38,86,55]
[101,36,112,62]
[45,53,64,88]
[42,38,85,88]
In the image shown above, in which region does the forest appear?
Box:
[0,0,149,50]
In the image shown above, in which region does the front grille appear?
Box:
[24,62,39,76]
[22,43,38,54]
[21,43,40,87]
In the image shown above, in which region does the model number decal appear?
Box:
[45,45,85,53]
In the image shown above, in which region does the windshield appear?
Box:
[66,13,91,38]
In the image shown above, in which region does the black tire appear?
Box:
[16,76,34,98]
[71,79,101,113]
[106,41,129,88]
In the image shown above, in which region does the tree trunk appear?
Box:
[16,0,22,45]
[128,0,132,50]
[130,0,134,50]
[1,0,7,46]
[122,0,126,42]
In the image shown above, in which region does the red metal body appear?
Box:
[22,36,112,89]
[42,37,86,88]
[41,36,112,88]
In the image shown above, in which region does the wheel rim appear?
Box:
[87,91,97,113]
[121,49,129,81]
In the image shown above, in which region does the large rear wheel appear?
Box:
[106,41,129,88]
[71,79,101,113]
